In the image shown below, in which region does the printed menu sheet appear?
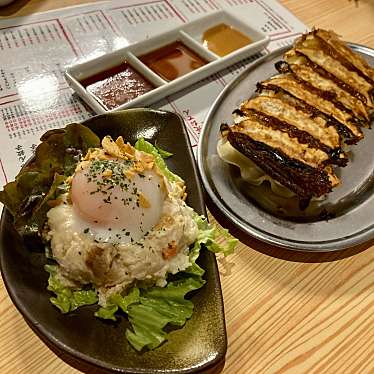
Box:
[0,0,307,186]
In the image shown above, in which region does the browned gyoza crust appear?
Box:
[314,29,374,83]
[259,74,364,142]
[294,31,374,108]
[227,130,333,199]
[222,29,374,201]
[255,82,359,144]
[240,95,347,166]
[282,50,370,122]
[229,116,331,169]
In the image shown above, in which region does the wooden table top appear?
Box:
[0,1,374,373]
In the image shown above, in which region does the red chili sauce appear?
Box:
[81,62,155,110]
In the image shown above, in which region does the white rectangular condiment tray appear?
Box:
[65,10,269,114]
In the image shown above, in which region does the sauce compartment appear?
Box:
[202,24,252,57]
[65,10,269,114]
[81,62,155,110]
[66,51,165,112]
[139,41,208,82]
[129,29,217,81]
[182,11,266,59]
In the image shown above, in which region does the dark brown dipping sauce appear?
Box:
[140,41,207,81]
[81,62,154,110]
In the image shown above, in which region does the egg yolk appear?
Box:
[70,159,166,243]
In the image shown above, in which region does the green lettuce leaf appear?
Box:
[126,276,205,351]
[94,305,118,321]
[45,264,98,313]
[0,124,100,235]
[154,143,173,158]
[94,246,207,351]
[62,123,101,176]
[134,138,182,183]
[95,287,140,321]
[95,274,206,351]
[193,214,238,257]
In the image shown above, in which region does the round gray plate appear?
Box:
[198,44,374,252]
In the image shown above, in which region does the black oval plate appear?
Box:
[0,109,226,373]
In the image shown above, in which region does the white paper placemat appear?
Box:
[0,0,307,185]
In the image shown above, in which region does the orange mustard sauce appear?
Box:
[202,24,252,57]
[140,41,207,81]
